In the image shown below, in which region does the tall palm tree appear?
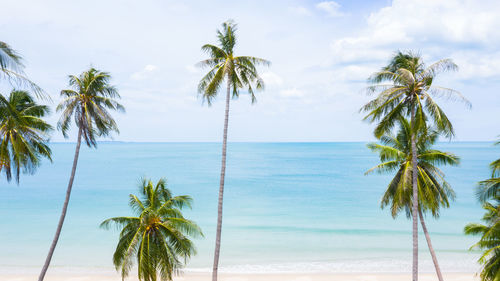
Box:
[361,51,468,281]
[0,89,52,183]
[197,20,270,281]
[477,140,500,202]
[38,68,124,281]
[366,118,459,281]
[101,178,203,281]
[0,41,45,98]
[464,195,500,281]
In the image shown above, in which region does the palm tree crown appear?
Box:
[101,178,203,281]
[366,118,459,218]
[0,90,52,182]
[477,140,500,202]
[361,51,469,138]
[57,68,124,146]
[465,195,500,281]
[197,20,270,105]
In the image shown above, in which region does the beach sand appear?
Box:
[0,272,477,281]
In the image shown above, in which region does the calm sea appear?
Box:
[0,142,496,273]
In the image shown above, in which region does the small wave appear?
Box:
[185,257,479,274]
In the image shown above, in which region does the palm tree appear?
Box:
[0,41,45,98]
[197,20,270,281]
[361,51,468,281]
[0,89,52,183]
[477,140,500,202]
[465,139,500,281]
[101,178,203,281]
[366,118,459,281]
[38,68,124,281]
[464,195,500,281]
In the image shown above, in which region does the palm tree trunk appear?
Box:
[38,125,83,281]
[411,104,419,281]
[212,77,231,281]
[419,209,444,281]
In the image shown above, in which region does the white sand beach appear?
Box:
[0,272,478,281]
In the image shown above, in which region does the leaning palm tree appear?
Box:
[366,118,459,281]
[38,68,124,281]
[101,178,203,281]
[464,195,500,281]
[361,51,468,281]
[0,89,52,183]
[197,19,270,281]
[476,139,500,202]
[0,41,45,98]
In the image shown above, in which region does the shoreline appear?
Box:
[0,262,478,275]
[0,272,478,281]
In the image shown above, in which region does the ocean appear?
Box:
[0,142,496,274]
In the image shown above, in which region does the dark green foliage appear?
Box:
[0,90,52,182]
[367,118,458,218]
[477,141,500,202]
[465,196,500,281]
[102,178,203,281]
[466,140,500,281]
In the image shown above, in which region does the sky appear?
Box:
[1,0,499,142]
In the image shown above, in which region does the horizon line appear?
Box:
[47,140,498,144]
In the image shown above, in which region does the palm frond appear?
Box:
[422,59,458,79]
[0,41,48,100]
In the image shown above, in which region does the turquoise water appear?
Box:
[0,142,496,273]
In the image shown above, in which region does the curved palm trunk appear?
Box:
[38,125,83,281]
[419,209,444,281]
[212,77,231,281]
[411,104,419,281]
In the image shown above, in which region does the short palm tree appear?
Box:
[477,140,500,202]
[367,118,459,281]
[361,51,468,281]
[0,89,52,183]
[0,41,45,98]
[38,68,124,281]
[197,19,270,281]
[464,195,500,281]
[101,178,203,281]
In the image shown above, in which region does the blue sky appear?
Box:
[1,0,499,142]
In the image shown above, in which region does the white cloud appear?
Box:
[327,0,500,79]
[366,0,500,45]
[289,6,312,17]
[316,1,344,17]
[279,88,304,98]
[261,71,283,86]
[452,51,500,79]
[185,64,200,74]
[131,64,159,80]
